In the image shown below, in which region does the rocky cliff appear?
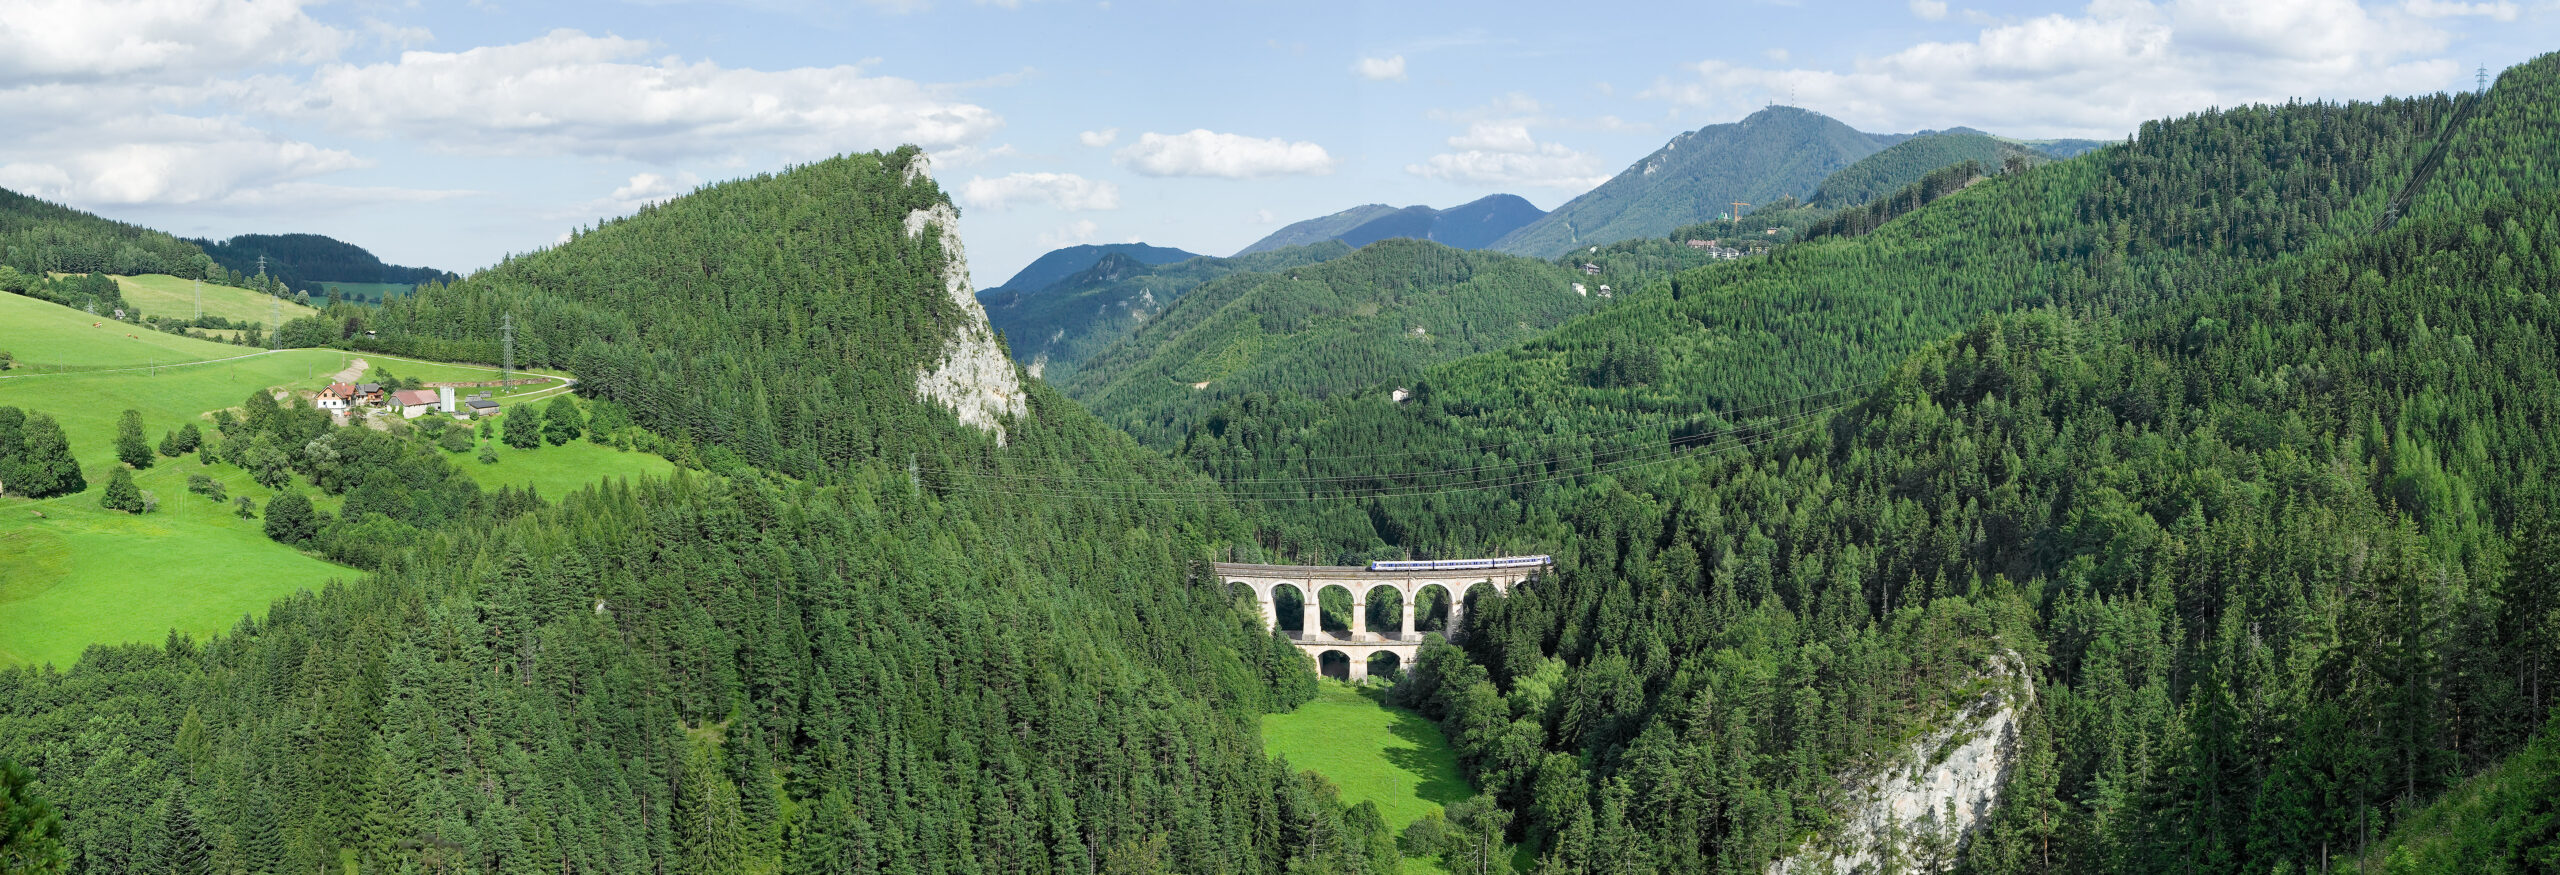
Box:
[903,156,1028,444]
[1769,653,2032,875]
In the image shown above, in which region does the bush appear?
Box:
[439,425,475,454]
[263,491,318,546]
[186,474,225,501]
[502,408,541,449]
[543,397,584,445]
[233,496,256,519]
[115,409,152,469]
[100,467,147,513]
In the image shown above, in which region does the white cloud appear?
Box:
[1079,128,1119,147]
[1910,0,1950,19]
[961,172,1120,211]
[1035,219,1099,248]
[1115,129,1335,178]
[926,143,1017,168]
[0,114,365,205]
[612,171,698,203]
[273,29,1003,162]
[2402,0,2518,17]
[1354,55,1408,81]
[1765,47,1793,62]
[1643,0,2463,138]
[0,0,347,85]
[1407,122,1607,191]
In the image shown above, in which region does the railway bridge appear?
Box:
[1213,558,1549,680]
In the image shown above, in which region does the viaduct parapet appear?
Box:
[1212,560,1547,680]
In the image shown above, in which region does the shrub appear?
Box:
[100,467,147,513]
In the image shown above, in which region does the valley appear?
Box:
[0,22,2554,875]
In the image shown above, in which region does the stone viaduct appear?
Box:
[1212,560,1548,681]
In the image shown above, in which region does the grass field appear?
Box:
[0,292,267,370]
[459,436,676,498]
[0,292,665,667]
[1264,682,1477,872]
[108,274,319,325]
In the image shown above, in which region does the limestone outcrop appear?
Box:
[1768,653,2032,875]
[903,162,1028,444]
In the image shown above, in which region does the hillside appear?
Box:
[1489,105,1885,256]
[1239,195,1547,257]
[1238,203,1407,255]
[1124,55,2560,874]
[979,241,1201,295]
[1062,238,1602,447]
[1809,131,2040,207]
[0,187,209,279]
[0,147,1413,875]
[191,233,455,301]
[980,242,1349,385]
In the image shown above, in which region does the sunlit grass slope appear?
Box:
[107,273,319,325]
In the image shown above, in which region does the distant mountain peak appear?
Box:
[1237,195,1545,256]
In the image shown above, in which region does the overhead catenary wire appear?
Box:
[925,397,1860,488]
[919,375,1886,478]
[931,411,1839,504]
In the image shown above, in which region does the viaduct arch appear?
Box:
[1213,560,1549,680]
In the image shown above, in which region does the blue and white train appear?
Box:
[1366,555,1552,572]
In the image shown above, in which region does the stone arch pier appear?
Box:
[1214,560,1548,679]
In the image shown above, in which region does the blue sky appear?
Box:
[2,0,2550,287]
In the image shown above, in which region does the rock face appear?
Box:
[902,165,1028,445]
[1769,653,2032,875]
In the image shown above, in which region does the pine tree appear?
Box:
[264,491,318,546]
[9,413,83,498]
[542,397,584,445]
[0,757,67,875]
[115,408,152,469]
[99,467,145,513]
[502,408,541,449]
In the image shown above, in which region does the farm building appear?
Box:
[392,389,440,419]
[314,383,355,413]
[463,398,502,417]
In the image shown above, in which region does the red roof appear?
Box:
[392,389,439,406]
[322,382,356,399]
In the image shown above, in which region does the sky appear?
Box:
[2,0,2551,289]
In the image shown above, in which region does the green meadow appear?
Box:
[0,293,667,666]
[107,273,320,325]
[1263,682,1477,873]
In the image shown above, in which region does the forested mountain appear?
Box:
[1109,55,2560,873]
[1809,131,2040,207]
[1490,106,1887,257]
[191,233,456,298]
[978,241,1200,295]
[0,186,212,279]
[1061,238,1604,447]
[981,242,1350,385]
[0,148,1408,875]
[1236,203,1405,255]
[1237,195,1545,256]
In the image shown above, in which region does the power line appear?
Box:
[933,413,1835,504]
[927,397,1856,489]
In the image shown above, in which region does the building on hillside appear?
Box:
[463,398,502,418]
[355,383,386,406]
[392,389,440,419]
[1580,263,1602,275]
[315,383,355,414]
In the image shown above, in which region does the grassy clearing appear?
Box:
[0,457,351,668]
[107,274,318,325]
[0,292,259,369]
[1264,682,1473,827]
[0,294,667,667]
[456,435,676,498]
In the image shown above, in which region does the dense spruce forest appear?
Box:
[192,234,457,298]
[1060,239,1605,447]
[0,188,211,280]
[0,148,1404,875]
[1807,132,2039,208]
[3,43,2557,875]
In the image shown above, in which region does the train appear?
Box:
[1366,555,1552,572]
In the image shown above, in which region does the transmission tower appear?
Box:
[2478,64,2489,94]
[193,278,201,320]
[502,313,515,380]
